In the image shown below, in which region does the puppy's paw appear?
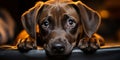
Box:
[78,34,105,54]
[17,37,37,52]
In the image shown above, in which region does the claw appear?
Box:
[17,37,37,52]
[78,36,103,54]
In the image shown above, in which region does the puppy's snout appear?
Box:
[52,43,65,53]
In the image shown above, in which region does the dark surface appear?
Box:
[0,46,120,60]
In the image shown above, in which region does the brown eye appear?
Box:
[67,18,76,28]
[68,19,74,25]
[42,20,49,28]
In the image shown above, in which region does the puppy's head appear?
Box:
[21,0,101,56]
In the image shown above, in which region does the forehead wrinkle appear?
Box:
[49,6,66,28]
[48,4,79,27]
[39,5,53,22]
[62,5,79,22]
[40,3,79,27]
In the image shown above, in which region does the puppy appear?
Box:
[16,0,105,56]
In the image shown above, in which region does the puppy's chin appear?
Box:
[44,42,74,56]
[44,46,73,56]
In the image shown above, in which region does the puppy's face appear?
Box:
[38,4,80,55]
[21,0,100,56]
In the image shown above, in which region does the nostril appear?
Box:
[52,43,65,53]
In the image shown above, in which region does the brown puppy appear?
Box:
[16,0,105,56]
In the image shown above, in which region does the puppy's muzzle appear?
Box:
[50,37,66,54]
[45,37,72,56]
[52,43,65,53]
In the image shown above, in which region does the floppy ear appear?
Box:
[21,2,44,39]
[74,1,101,38]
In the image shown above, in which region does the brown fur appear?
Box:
[16,0,105,55]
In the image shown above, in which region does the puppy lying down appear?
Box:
[15,0,105,56]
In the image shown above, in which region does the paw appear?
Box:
[17,37,37,52]
[78,35,104,54]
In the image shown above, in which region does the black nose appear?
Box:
[52,43,65,53]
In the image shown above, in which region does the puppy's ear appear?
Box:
[21,2,44,39]
[74,1,101,38]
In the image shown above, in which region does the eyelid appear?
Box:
[64,14,77,23]
[40,16,51,24]
[67,17,76,23]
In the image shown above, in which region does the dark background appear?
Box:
[0,0,120,44]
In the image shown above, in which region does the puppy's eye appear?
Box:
[67,18,76,28]
[68,19,74,25]
[42,20,49,28]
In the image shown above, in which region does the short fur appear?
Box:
[16,0,105,55]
